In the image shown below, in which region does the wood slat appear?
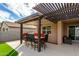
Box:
[34,4,46,14]
[75,3,79,15]
[45,3,54,17]
[45,3,53,12]
[44,3,57,18]
[47,3,55,12]
[44,3,53,17]
[40,3,50,13]
[51,3,60,19]
[34,3,79,21]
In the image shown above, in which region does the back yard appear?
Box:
[0,42,18,56]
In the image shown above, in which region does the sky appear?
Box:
[0,3,37,22]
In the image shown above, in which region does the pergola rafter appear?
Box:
[33,3,79,21]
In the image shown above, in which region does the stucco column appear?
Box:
[57,21,63,45]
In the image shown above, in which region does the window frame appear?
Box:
[42,26,51,34]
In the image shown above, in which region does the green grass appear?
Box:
[0,42,18,56]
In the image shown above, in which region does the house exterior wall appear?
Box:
[57,21,63,44]
[63,18,79,37]
[23,19,58,44]
[23,21,38,33]
[17,18,79,44]
[10,27,37,34]
[41,18,79,44]
[0,23,20,41]
[0,22,37,42]
[41,18,57,44]
[1,22,10,32]
[53,18,79,44]
[23,21,37,26]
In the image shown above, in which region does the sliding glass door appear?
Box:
[69,26,75,40]
[69,26,79,40]
[75,26,79,40]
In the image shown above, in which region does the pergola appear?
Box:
[34,3,79,22]
[19,3,79,52]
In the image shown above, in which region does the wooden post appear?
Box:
[37,16,43,52]
[20,23,23,44]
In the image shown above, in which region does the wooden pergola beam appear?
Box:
[19,15,43,52]
[34,3,79,21]
[20,23,23,44]
[37,15,43,52]
[46,4,76,15]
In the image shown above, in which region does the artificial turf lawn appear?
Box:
[0,42,18,56]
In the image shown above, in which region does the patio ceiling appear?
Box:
[33,3,79,21]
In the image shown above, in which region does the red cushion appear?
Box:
[34,32,45,39]
[23,32,28,36]
[41,32,45,38]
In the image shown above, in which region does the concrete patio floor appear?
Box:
[7,40,79,56]
[7,40,20,49]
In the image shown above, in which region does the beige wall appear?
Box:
[1,22,37,34]
[41,18,57,44]
[23,21,38,33]
[18,18,79,44]
[63,23,79,36]
[41,18,79,44]
[1,22,10,32]
[23,18,58,44]
[0,22,37,41]
[63,18,79,37]
[57,21,63,44]
[24,20,37,26]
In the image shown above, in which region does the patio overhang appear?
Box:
[19,15,43,52]
[33,3,79,21]
[17,13,43,24]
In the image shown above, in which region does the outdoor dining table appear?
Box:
[34,36,46,50]
[23,33,46,50]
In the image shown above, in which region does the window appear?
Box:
[6,28,8,31]
[3,28,5,31]
[42,26,51,34]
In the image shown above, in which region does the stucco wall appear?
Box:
[23,18,58,44]
[63,18,79,37]
[15,18,79,44]
[41,18,57,43]
[1,22,10,32]
[57,21,63,44]
[24,21,37,26]
[63,22,79,37]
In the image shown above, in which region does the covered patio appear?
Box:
[5,40,79,56]
[17,3,79,52]
[11,41,79,56]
